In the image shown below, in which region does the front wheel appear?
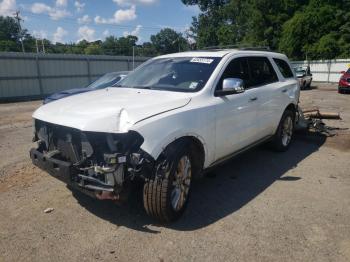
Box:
[143,145,192,222]
[271,110,294,152]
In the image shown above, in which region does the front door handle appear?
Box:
[249,97,258,102]
[282,89,288,93]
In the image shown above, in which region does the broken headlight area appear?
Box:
[31,119,155,200]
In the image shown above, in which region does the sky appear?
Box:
[0,0,200,44]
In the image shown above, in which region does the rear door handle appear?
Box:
[249,97,258,102]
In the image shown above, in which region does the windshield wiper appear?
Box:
[132,86,152,90]
[113,85,152,89]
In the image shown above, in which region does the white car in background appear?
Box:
[295,66,313,89]
[30,48,299,222]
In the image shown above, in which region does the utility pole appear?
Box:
[41,39,46,54]
[132,45,135,71]
[35,39,39,53]
[13,11,25,53]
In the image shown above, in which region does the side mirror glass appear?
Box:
[215,78,245,96]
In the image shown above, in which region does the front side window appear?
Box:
[247,57,278,87]
[117,57,221,92]
[217,57,251,89]
[274,58,294,78]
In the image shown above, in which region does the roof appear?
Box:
[156,49,286,59]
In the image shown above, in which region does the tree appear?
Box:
[102,36,118,55]
[85,44,103,55]
[0,40,18,51]
[0,16,22,52]
[137,42,157,57]
[150,28,188,54]
[279,0,347,60]
[183,0,350,59]
[117,35,138,56]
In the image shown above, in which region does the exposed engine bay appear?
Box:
[30,119,155,201]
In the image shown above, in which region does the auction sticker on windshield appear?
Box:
[190,58,214,64]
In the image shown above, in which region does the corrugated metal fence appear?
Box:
[1,52,349,102]
[291,59,350,83]
[0,52,149,102]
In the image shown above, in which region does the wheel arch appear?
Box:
[148,134,207,179]
[285,103,297,115]
[273,103,297,134]
[177,136,205,179]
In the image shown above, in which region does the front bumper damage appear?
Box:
[30,119,155,201]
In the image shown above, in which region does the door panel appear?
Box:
[214,57,260,161]
[246,57,282,137]
[214,89,259,160]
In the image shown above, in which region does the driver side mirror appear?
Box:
[341,71,345,74]
[215,78,245,97]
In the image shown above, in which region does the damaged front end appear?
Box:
[30,119,155,201]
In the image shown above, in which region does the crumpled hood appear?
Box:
[33,88,191,133]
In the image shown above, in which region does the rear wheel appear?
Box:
[338,87,343,94]
[271,110,294,152]
[306,81,312,89]
[143,143,192,222]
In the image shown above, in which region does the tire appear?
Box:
[271,110,294,152]
[306,81,312,89]
[338,87,343,94]
[143,141,193,223]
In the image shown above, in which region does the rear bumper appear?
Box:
[30,148,97,198]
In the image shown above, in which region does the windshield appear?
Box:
[347,68,350,74]
[294,68,306,76]
[86,72,127,89]
[117,57,221,92]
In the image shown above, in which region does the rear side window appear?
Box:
[247,57,278,87]
[274,58,294,78]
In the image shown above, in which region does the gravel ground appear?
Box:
[0,84,349,262]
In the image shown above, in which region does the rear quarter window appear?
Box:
[273,58,294,78]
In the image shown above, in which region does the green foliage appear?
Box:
[0,16,190,57]
[0,16,21,42]
[150,28,188,54]
[0,40,18,51]
[85,44,103,55]
[184,0,350,59]
[0,16,24,52]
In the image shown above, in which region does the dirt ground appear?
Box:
[0,84,349,262]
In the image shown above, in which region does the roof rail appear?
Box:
[201,45,272,52]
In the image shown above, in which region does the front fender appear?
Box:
[130,107,215,168]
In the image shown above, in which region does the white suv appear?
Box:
[30,49,299,222]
